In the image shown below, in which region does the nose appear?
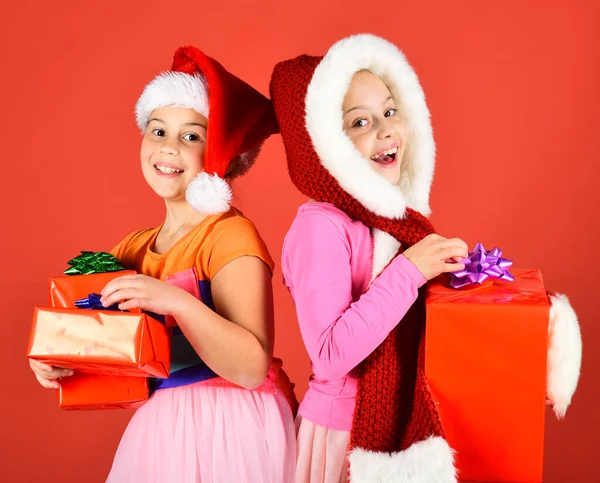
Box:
[376,118,397,140]
[159,135,180,156]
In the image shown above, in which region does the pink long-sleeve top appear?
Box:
[282,202,426,431]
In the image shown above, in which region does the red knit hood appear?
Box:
[270,34,435,234]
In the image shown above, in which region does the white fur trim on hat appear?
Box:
[135,72,209,133]
[348,436,457,483]
[185,172,232,215]
[305,34,435,218]
[547,293,582,419]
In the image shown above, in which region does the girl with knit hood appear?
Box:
[270,33,581,483]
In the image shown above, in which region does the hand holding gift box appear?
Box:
[27,253,223,410]
[425,243,582,483]
[28,252,171,379]
[27,252,172,409]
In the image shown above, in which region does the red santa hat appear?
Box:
[135,45,278,214]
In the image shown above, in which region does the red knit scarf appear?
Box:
[348,209,445,453]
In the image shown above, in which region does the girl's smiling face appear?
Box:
[140,106,208,201]
[342,70,408,186]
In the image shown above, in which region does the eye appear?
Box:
[151,128,166,137]
[352,118,369,128]
[183,133,201,142]
[384,108,397,117]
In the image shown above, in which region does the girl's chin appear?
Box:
[149,187,187,202]
[370,164,401,185]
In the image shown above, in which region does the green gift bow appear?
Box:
[64,251,125,275]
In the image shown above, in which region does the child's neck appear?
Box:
[154,201,210,254]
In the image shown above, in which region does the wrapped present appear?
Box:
[28,252,171,409]
[49,270,136,308]
[58,372,148,410]
[28,307,170,378]
[425,246,549,483]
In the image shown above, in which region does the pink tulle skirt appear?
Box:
[106,377,296,482]
[295,415,350,483]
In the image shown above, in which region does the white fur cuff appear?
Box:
[547,293,582,419]
[348,436,457,483]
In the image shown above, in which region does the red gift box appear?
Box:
[28,307,170,378]
[58,372,148,410]
[425,269,549,483]
[49,271,136,308]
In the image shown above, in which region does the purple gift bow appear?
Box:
[447,242,514,289]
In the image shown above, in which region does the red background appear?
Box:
[1,1,598,481]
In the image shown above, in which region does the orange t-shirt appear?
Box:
[111,208,274,281]
[110,208,273,380]
[109,209,298,413]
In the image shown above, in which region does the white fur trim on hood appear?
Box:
[547,293,582,419]
[305,34,435,218]
[185,172,232,215]
[371,228,401,282]
[348,436,457,483]
[135,71,209,133]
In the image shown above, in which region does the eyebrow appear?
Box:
[342,96,394,116]
[148,118,206,128]
[343,105,367,116]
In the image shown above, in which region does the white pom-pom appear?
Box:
[547,293,582,419]
[185,172,232,214]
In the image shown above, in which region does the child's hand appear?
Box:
[29,359,73,389]
[100,274,191,316]
[403,234,469,281]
